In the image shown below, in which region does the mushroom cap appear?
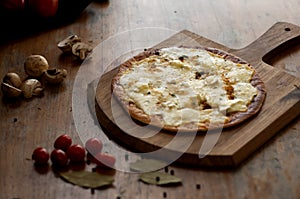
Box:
[72,42,93,60]
[21,79,43,98]
[43,68,68,84]
[57,35,81,53]
[3,72,22,88]
[24,55,49,77]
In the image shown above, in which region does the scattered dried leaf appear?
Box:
[59,170,114,189]
[139,171,182,186]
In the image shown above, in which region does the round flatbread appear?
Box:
[111,46,266,132]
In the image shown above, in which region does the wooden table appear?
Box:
[1,0,300,198]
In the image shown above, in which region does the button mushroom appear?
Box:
[21,79,44,98]
[57,35,82,53]
[1,82,22,98]
[1,72,23,98]
[3,72,22,88]
[24,55,49,77]
[43,68,67,84]
[72,42,93,60]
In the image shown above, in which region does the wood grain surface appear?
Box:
[1,0,300,199]
[95,24,300,167]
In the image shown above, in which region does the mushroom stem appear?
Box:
[72,42,93,60]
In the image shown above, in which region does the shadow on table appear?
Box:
[0,0,109,45]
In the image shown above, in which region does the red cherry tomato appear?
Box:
[32,147,49,165]
[54,134,72,152]
[1,0,26,10]
[94,153,116,168]
[28,0,59,17]
[50,149,68,167]
[66,144,86,162]
[85,138,103,155]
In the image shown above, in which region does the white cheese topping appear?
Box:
[118,47,258,126]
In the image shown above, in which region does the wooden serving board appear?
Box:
[95,22,300,167]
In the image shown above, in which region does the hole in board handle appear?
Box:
[285,27,291,31]
[262,32,300,78]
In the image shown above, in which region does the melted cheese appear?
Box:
[119,47,258,126]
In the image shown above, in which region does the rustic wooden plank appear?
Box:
[95,24,300,167]
[230,22,300,66]
[1,0,300,198]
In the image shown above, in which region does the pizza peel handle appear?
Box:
[230,22,300,66]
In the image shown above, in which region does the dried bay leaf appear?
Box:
[139,172,182,186]
[130,159,167,172]
[59,170,114,189]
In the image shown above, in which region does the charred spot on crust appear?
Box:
[154,51,160,56]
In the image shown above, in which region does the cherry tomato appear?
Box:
[1,0,25,10]
[54,134,72,152]
[69,161,85,171]
[94,153,116,168]
[28,0,59,17]
[85,138,103,155]
[50,149,68,167]
[66,144,86,162]
[32,147,49,165]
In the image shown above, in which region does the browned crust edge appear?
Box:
[111,46,267,132]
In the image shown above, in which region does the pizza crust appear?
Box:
[111,46,266,132]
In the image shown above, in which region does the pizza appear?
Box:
[111,46,266,132]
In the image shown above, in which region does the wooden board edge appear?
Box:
[226,89,300,165]
[94,27,300,168]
